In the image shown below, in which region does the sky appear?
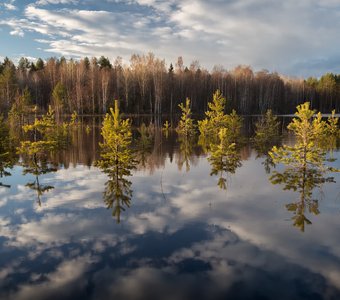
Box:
[0,0,339,77]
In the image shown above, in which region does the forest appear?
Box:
[0,53,340,117]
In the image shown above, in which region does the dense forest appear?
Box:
[0,53,339,116]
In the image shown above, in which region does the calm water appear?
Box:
[0,119,340,300]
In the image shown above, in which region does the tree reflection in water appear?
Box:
[208,128,242,190]
[17,107,68,206]
[270,165,335,231]
[135,123,153,170]
[177,134,195,172]
[96,100,136,223]
[269,103,339,231]
[22,155,57,206]
[253,109,282,174]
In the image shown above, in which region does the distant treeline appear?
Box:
[0,53,339,115]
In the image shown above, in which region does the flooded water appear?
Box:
[0,118,340,300]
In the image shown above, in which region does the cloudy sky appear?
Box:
[0,0,339,76]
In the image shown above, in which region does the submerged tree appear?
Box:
[175,98,196,171]
[17,107,68,205]
[198,89,228,137]
[270,103,332,171]
[162,120,171,139]
[318,110,340,156]
[176,98,195,137]
[269,102,339,231]
[198,90,243,148]
[96,100,136,223]
[253,109,281,173]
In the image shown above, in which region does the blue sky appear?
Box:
[0,0,339,77]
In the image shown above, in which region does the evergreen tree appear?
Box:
[198,90,243,145]
[253,109,281,173]
[198,89,228,136]
[269,102,339,231]
[269,102,333,170]
[17,107,68,205]
[96,100,136,223]
[176,97,195,137]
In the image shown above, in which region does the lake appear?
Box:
[0,117,340,300]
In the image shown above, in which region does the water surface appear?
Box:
[0,120,340,300]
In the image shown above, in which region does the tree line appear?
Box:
[0,54,340,117]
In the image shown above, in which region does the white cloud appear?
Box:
[0,1,339,75]
[3,3,17,11]
[5,255,96,300]
[10,28,24,36]
[35,0,78,5]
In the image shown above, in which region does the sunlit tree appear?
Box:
[176,97,195,137]
[17,107,67,205]
[269,102,339,231]
[96,100,136,223]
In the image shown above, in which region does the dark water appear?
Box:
[0,119,340,300]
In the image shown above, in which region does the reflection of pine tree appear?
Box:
[17,107,67,205]
[135,123,153,169]
[253,109,281,173]
[208,128,242,190]
[177,134,195,172]
[269,102,339,231]
[200,91,244,189]
[271,166,334,232]
[96,100,136,223]
[22,154,56,206]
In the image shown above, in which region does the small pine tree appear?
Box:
[269,102,338,231]
[325,110,339,137]
[270,102,328,169]
[176,98,195,137]
[253,109,281,173]
[69,111,78,126]
[198,90,228,136]
[254,109,280,143]
[163,120,171,131]
[198,90,243,146]
[96,100,136,223]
